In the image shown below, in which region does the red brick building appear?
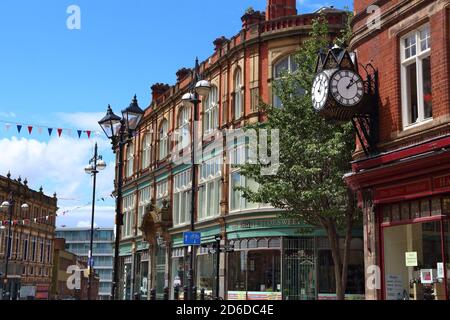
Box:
[115,1,361,301]
[346,0,450,300]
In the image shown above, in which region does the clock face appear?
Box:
[330,70,364,107]
[312,72,329,111]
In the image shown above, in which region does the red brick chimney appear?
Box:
[266,0,297,20]
[151,83,170,102]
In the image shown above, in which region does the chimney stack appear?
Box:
[151,83,170,102]
[266,0,297,21]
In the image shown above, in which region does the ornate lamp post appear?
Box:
[181,58,211,300]
[1,193,29,300]
[98,96,144,300]
[84,142,107,300]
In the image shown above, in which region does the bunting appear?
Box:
[0,119,101,139]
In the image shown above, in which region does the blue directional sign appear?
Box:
[183,232,202,246]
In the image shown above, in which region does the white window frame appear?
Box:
[126,142,134,178]
[177,107,190,150]
[141,132,152,169]
[159,120,169,160]
[156,180,169,209]
[272,54,299,108]
[204,86,219,135]
[137,186,152,236]
[173,170,192,226]
[122,194,136,239]
[401,24,432,129]
[198,156,222,221]
[234,69,243,119]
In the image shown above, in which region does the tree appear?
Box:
[237,14,359,300]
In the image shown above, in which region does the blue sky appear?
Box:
[0,0,353,228]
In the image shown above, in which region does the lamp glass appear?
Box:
[97,160,107,171]
[99,106,122,139]
[122,96,144,132]
[195,80,211,97]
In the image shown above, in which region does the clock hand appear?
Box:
[346,79,356,89]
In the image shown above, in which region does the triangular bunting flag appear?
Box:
[28,126,33,134]
[86,131,91,138]
[77,130,82,138]
[17,125,22,133]
[48,128,53,136]
[5,124,11,132]
[38,127,43,135]
[57,128,63,137]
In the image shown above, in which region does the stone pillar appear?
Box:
[362,189,380,300]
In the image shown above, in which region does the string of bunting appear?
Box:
[0,119,101,139]
[0,196,111,227]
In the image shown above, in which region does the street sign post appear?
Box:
[183,232,201,246]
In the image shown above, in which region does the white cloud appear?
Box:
[58,206,115,228]
[0,111,16,118]
[55,111,106,132]
[0,135,116,228]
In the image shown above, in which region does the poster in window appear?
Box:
[385,275,404,300]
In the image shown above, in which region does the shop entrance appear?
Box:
[283,237,316,300]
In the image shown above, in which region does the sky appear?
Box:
[0,0,353,229]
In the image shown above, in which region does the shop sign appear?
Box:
[375,180,430,201]
[405,252,418,267]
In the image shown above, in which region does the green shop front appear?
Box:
[170,217,365,300]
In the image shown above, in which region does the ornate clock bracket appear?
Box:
[351,63,379,157]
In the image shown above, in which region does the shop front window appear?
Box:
[445,220,450,300]
[171,248,187,299]
[383,221,446,300]
[197,253,215,296]
[247,251,281,293]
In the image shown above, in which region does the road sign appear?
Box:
[183,232,201,246]
[88,257,95,267]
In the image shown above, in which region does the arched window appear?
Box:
[273,54,303,108]
[141,132,152,169]
[234,69,243,119]
[159,120,169,160]
[126,142,134,178]
[177,106,190,150]
[204,86,218,134]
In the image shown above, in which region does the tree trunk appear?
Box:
[324,219,345,300]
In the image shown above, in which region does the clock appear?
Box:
[312,72,329,111]
[330,70,364,107]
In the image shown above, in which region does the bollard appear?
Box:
[192,286,197,300]
[200,288,205,301]
[163,287,169,300]
[150,288,156,301]
[174,286,180,301]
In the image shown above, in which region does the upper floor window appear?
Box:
[234,69,243,119]
[273,54,302,108]
[137,186,152,236]
[198,156,222,220]
[141,132,152,169]
[177,107,190,150]
[401,25,432,128]
[204,86,219,135]
[173,170,192,226]
[159,120,169,160]
[122,194,136,239]
[126,142,134,178]
[156,180,169,209]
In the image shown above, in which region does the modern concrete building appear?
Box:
[55,228,114,300]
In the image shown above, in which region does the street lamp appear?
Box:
[84,142,106,300]
[1,195,28,300]
[98,95,144,300]
[181,58,211,300]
